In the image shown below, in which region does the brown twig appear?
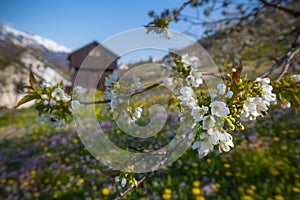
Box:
[260,32,300,79]
[79,81,162,105]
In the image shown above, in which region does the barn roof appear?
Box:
[67,41,119,60]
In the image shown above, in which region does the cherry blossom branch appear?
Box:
[79,81,162,105]
[114,172,152,200]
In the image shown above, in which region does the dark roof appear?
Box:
[67,41,118,60]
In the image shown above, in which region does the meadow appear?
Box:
[0,98,299,200]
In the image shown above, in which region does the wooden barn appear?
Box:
[68,41,118,90]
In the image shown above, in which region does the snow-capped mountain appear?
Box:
[0,24,70,67]
[0,24,70,53]
[0,24,72,109]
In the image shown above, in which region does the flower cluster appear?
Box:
[35,82,82,127]
[241,78,276,121]
[162,53,203,88]
[15,71,82,127]
[186,83,234,157]
[160,54,279,158]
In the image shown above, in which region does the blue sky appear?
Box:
[0,0,200,51]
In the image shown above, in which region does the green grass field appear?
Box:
[0,103,299,200]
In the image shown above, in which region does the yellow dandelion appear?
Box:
[246,189,255,195]
[116,129,121,134]
[162,193,171,200]
[73,139,79,144]
[7,179,13,185]
[192,162,199,167]
[224,163,230,168]
[79,178,84,184]
[242,195,253,200]
[206,159,211,163]
[64,157,71,163]
[164,188,172,194]
[292,187,300,193]
[225,171,232,177]
[140,197,147,200]
[192,188,201,195]
[46,152,52,157]
[196,196,205,200]
[250,185,257,191]
[53,193,59,198]
[273,137,280,142]
[193,181,201,187]
[274,195,285,200]
[23,181,29,186]
[1,178,6,184]
[102,187,110,196]
[270,168,280,176]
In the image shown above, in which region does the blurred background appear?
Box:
[0,0,299,199]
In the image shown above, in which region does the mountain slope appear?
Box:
[0,24,70,67]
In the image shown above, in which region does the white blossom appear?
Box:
[241,96,268,120]
[49,99,56,106]
[162,56,176,70]
[210,93,217,100]
[210,101,230,117]
[71,100,80,110]
[51,87,65,101]
[73,86,83,95]
[255,77,276,103]
[191,105,208,122]
[182,54,201,69]
[40,80,56,90]
[186,69,203,87]
[121,178,127,187]
[162,77,174,90]
[131,74,143,91]
[225,91,233,99]
[41,94,48,100]
[62,93,71,102]
[130,106,143,122]
[196,141,214,158]
[192,141,201,150]
[218,132,234,153]
[217,83,226,95]
[177,86,197,108]
[281,101,291,109]
[104,71,118,87]
[202,115,216,131]
[43,100,49,105]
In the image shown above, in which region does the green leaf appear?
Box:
[15,94,37,108]
[29,70,39,89]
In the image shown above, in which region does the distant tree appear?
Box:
[146,0,300,80]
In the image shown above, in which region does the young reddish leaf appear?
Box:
[29,70,39,89]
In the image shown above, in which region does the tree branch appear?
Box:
[79,81,162,105]
[260,31,300,79]
[258,0,300,17]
